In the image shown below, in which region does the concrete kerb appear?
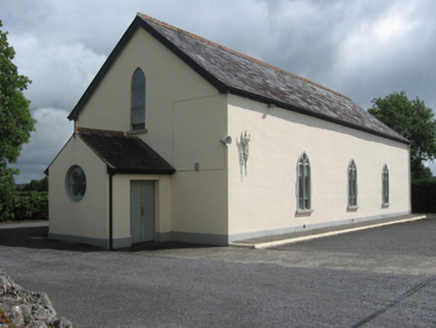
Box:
[231,215,429,249]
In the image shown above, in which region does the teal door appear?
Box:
[130,181,155,243]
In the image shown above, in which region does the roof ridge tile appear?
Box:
[75,127,125,137]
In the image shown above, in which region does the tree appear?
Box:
[368,91,436,180]
[19,176,48,192]
[0,21,35,220]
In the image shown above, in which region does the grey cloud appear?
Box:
[11,108,73,184]
[2,0,436,181]
[12,38,107,111]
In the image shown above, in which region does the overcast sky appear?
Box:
[1,0,436,183]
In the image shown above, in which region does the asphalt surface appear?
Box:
[0,219,435,327]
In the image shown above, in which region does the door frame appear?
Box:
[130,180,156,243]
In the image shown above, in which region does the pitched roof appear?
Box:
[68,13,408,144]
[76,128,175,175]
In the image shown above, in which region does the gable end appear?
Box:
[68,16,228,121]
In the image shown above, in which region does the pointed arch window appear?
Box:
[382,164,389,206]
[348,160,358,208]
[297,152,311,211]
[131,68,146,131]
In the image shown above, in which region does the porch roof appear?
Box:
[77,128,175,175]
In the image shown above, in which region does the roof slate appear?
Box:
[76,128,175,175]
[68,13,408,144]
[138,14,408,144]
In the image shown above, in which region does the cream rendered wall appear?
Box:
[75,27,220,164]
[171,170,228,238]
[227,95,411,240]
[72,27,229,243]
[48,136,109,242]
[171,95,229,240]
[173,95,227,171]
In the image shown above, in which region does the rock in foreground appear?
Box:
[0,269,72,327]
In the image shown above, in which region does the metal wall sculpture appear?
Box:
[238,131,251,179]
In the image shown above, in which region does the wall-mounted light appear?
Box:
[268,103,275,110]
[220,136,232,146]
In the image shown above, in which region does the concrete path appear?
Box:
[231,214,428,248]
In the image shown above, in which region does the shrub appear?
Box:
[10,191,48,221]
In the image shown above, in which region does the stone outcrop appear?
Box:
[0,269,72,327]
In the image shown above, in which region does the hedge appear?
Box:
[411,179,436,213]
[10,191,48,221]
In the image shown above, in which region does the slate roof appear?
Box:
[68,13,408,144]
[76,128,175,175]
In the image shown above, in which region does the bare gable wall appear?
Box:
[74,27,221,163]
[48,136,110,247]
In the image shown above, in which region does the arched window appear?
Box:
[297,152,311,211]
[382,164,389,205]
[131,68,146,131]
[348,160,357,208]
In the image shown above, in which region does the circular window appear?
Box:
[66,165,86,202]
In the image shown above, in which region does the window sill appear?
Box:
[126,128,148,135]
[382,203,390,208]
[296,208,313,215]
[347,205,359,211]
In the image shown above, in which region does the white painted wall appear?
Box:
[48,136,109,241]
[227,95,411,240]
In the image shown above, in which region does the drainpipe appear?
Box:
[108,168,115,250]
